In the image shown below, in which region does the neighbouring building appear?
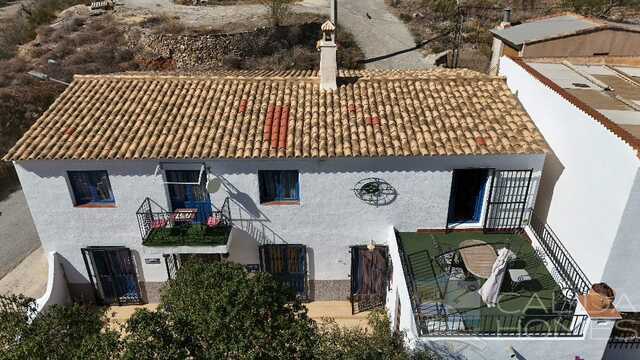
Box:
[499,56,640,359]
[3,21,625,359]
[489,12,640,74]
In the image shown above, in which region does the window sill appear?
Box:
[261,201,300,206]
[74,203,117,208]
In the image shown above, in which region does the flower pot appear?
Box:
[587,283,615,310]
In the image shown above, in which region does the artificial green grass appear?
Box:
[143,224,230,247]
[400,231,564,331]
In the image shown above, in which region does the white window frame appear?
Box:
[154,162,206,185]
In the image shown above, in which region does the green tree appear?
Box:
[0,294,121,360]
[123,261,318,359]
[314,310,408,359]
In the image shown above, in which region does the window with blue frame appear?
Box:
[68,171,115,206]
[258,170,300,203]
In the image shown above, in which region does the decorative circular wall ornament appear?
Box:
[352,178,397,207]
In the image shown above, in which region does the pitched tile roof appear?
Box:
[3,69,547,161]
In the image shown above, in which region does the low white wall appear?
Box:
[35,251,71,313]
[385,226,418,344]
[499,57,640,304]
[415,315,614,360]
[603,170,640,311]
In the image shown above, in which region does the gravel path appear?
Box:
[117,0,427,69]
[335,0,426,69]
[0,189,42,280]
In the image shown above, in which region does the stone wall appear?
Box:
[137,23,321,70]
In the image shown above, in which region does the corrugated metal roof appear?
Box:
[491,15,598,46]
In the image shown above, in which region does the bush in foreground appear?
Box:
[0,294,120,359]
[1,262,436,359]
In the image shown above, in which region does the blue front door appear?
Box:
[165,170,212,223]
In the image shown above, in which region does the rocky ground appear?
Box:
[113,0,431,69]
[385,0,640,72]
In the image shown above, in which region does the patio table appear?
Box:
[458,239,497,279]
[170,208,197,226]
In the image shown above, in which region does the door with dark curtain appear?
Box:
[350,246,388,314]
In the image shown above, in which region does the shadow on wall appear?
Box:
[59,255,96,304]
[533,149,565,223]
[418,340,489,360]
[227,228,260,265]
[234,219,289,246]
[218,175,266,220]
[306,247,315,299]
[213,175,289,246]
[130,249,150,303]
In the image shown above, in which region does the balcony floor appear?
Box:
[399,232,565,326]
[143,224,230,247]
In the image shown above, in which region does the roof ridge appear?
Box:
[73,69,498,82]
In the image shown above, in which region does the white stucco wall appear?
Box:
[35,251,71,314]
[603,169,640,311]
[385,226,418,343]
[499,57,640,307]
[14,154,543,286]
[415,314,614,360]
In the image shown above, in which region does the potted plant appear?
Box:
[587,282,615,310]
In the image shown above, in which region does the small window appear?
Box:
[258,170,299,204]
[68,170,115,206]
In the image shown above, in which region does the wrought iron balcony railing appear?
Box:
[136,197,232,247]
[394,214,592,338]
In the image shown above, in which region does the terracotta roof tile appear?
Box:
[3,69,547,161]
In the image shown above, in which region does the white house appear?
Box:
[4,22,622,360]
[499,55,640,358]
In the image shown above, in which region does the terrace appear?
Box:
[397,221,590,337]
[136,197,232,247]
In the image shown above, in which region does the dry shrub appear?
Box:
[222,55,242,69]
[291,46,317,70]
[261,0,291,27]
[0,0,85,59]
[143,14,186,34]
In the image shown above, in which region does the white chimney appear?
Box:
[318,20,337,91]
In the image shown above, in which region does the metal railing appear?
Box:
[136,197,232,246]
[416,312,589,337]
[394,220,592,337]
[394,229,423,320]
[529,214,591,296]
[607,313,640,349]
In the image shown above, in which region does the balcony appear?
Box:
[395,219,590,337]
[136,197,232,247]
